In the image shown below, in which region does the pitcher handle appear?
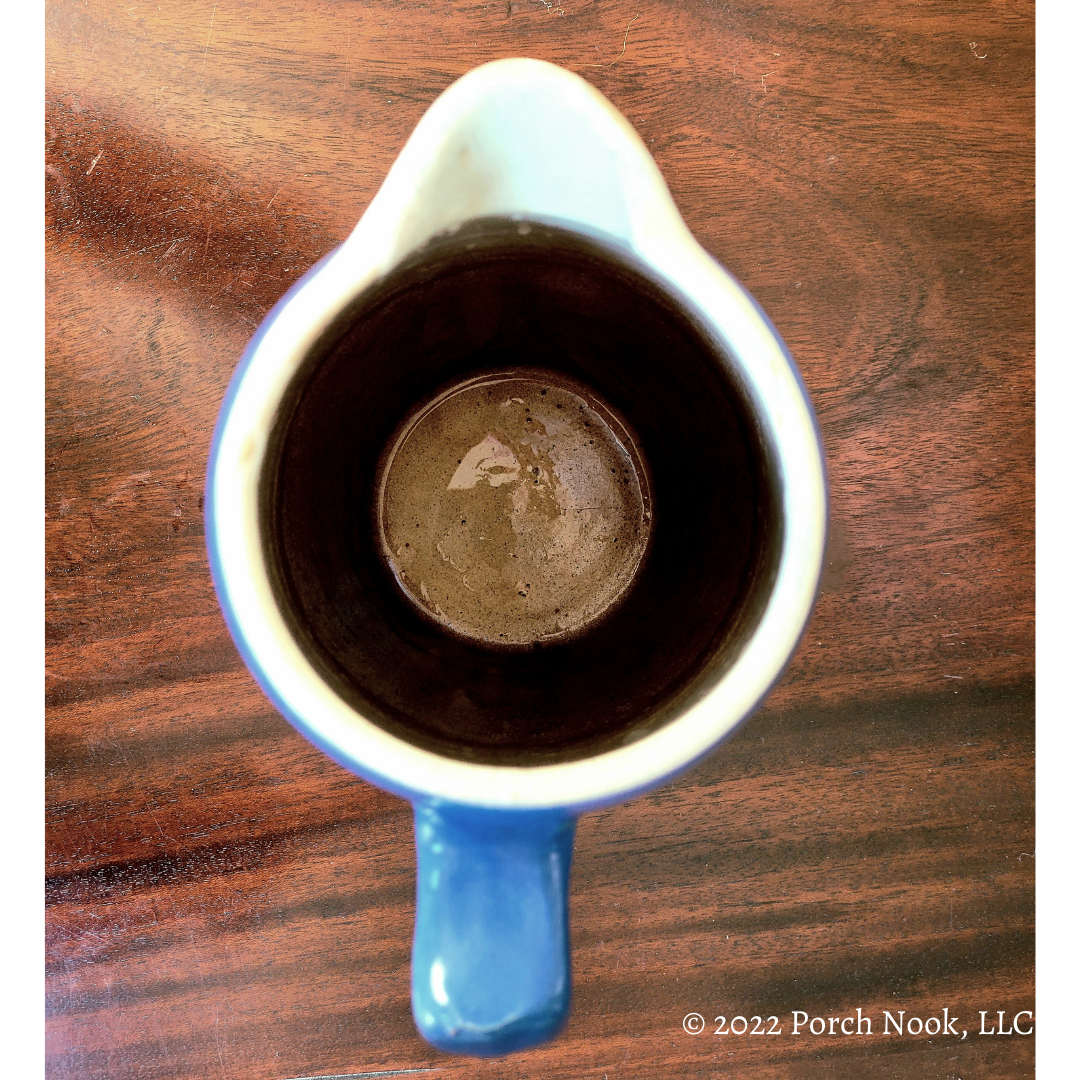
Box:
[411,800,576,1056]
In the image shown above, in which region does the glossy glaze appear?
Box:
[411,803,575,1055]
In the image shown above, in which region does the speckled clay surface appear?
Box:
[378,371,651,646]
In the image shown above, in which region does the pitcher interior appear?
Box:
[260,218,783,765]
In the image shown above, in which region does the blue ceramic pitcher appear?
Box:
[207,59,826,1057]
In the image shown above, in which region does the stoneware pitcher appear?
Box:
[206,58,827,1057]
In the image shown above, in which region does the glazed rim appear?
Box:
[207,59,827,811]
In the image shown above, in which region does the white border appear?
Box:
[209,60,827,810]
[8,3,45,1077]
[1035,2,1074,1071]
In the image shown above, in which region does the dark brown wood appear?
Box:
[46,1,1034,1077]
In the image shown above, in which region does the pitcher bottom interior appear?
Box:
[261,218,783,765]
[376,367,654,649]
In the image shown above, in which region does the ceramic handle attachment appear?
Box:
[411,801,575,1056]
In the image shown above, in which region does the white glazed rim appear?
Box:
[208,59,827,811]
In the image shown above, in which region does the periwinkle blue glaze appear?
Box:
[408,803,578,1054]
[411,802,575,1056]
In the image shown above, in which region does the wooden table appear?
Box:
[46,2,1034,1077]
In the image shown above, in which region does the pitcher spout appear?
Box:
[348,58,689,271]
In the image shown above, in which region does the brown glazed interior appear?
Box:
[261,218,783,765]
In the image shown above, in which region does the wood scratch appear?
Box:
[210,273,242,299]
[95,237,190,269]
[279,1070,442,1079]
[201,2,218,75]
[85,150,104,176]
[969,41,987,60]
[266,184,285,209]
[761,69,777,90]
[147,805,187,850]
[212,1011,227,1080]
[583,13,641,69]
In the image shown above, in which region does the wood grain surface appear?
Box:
[45,1,1034,1077]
